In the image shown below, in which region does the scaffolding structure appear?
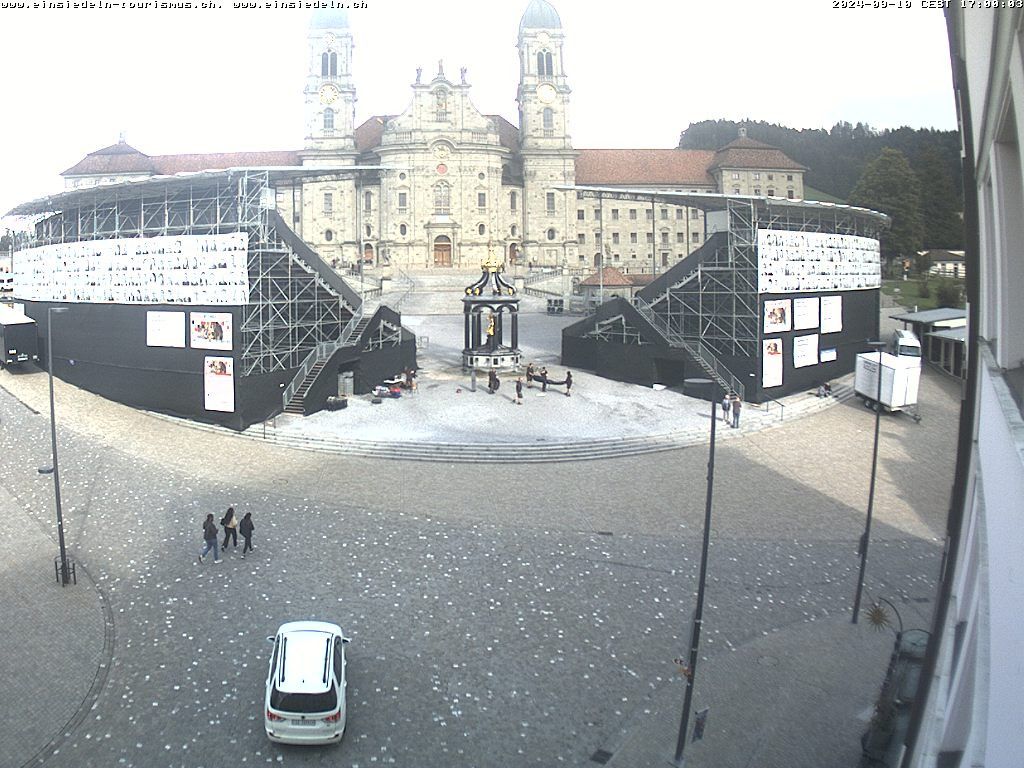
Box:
[12,170,361,379]
[571,188,889,399]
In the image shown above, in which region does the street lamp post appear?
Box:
[852,340,887,623]
[674,377,718,766]
[46,306,71,585]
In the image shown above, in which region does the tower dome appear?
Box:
[518,0,562,32]
[310,7,350,29]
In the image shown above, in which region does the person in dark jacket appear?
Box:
[221,507,238,552]
[239,512,255,558]
[198,513,221,564]
[514,377,523,405]
[564,370,573,397]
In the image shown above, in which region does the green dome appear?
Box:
[519,0,562,32]
[310,8,350,29]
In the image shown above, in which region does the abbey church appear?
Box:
[61,0,806,272]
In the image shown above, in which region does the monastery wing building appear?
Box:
[60,0,806,273]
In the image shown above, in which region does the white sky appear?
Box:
[0,0,956,219]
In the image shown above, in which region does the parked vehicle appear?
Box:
[265,621,350,745]
[0,305,39,367]
[890,329,922,358]
[855,351,921,414]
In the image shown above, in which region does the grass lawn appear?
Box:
[882,279,942,310]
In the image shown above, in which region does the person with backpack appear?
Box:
[221,507,239,552]
[198,513,221,564]
[239,511,255,558]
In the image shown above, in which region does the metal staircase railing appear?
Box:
[281,308,365,410]
[633,297,745,401]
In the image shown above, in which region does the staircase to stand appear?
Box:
[281,310,373,414]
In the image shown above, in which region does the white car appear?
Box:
[264,621,350,744]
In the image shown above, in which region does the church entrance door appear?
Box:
[434,236,452,267]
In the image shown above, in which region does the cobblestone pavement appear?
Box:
[0,324,959,768]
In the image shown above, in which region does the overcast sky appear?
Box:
[0,0,957,219]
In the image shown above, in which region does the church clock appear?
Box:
[319,84,340,105]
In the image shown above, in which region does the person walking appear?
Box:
[731,393,742,429]
[564,370,573,397]
[526,362,536,388]
[239,511,255,558]
[721,394,731,423]
[514,377,523,405]
[221,507,239,552]
[539,367,549,393]
[198,513,221,564]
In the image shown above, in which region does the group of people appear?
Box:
[198,507,255,564]
[719,392,744,429]
[524,362,573,397]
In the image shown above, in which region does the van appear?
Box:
[890,329,922,358]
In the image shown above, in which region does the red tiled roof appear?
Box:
[709,136,806,172]
[579,266,634,287]
[152,151,302,174]
[61,142,157,176]
[575,149,717,186]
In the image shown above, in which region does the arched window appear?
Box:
[546,228,556,241]
[399,224,408,236]
[433,183,451,213]
[435,89,448,121]
[478,224,486,236]
[329,52,338,77]
[365,224,372,238]
[364,191,372,213]
[321,52,329,77]
[537,50,553,78]
[324,229,334,242]
[511,224,518,237]
[543,108,554,136]
[323,108,335,131]
[510,191,517,212]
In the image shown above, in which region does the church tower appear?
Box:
[517,0,577,267]
[303,8,357,166]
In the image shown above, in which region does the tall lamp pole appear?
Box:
[674,377,718,766]
[852,340,887,623]
[46,306,70,585]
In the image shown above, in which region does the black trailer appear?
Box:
[0,306,39,367]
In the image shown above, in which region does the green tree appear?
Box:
[915,147,964,249]
[848,148,924,267]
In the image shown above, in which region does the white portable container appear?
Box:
[854,351,921,413]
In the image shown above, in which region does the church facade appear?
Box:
[61,0,806,273]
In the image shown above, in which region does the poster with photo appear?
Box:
[763,299,792,333]
[190,311,232,351]
[793,297,820,331]
[819,348,838,363]
[146,311,186,348]
[203,356,235,413]
[762,338,784,388]
[820,295,843,334]
[793,334,820,368]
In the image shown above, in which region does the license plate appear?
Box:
[290,719,318,726]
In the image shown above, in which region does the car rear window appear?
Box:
[271,684,338,714]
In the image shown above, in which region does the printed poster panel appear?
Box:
[203,356,235,413]
[762,338,783,388]
[793,334,820,369]
[190,311,232,351]
[12,232,249,305]
[146,311,186,348]
[820,295,843,334]
[820,348,838,363]
[793,297,820,331]
[763,299,792,333]
[757,229,881,294]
